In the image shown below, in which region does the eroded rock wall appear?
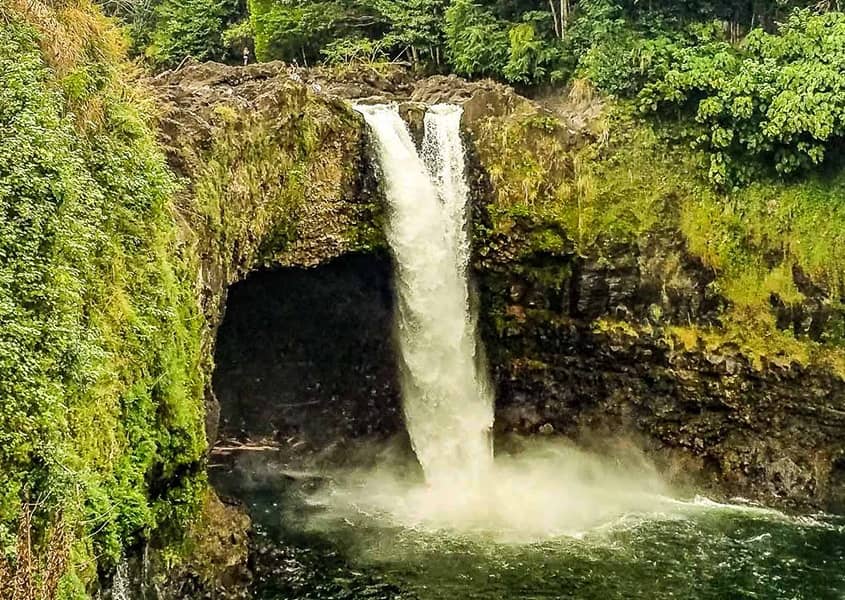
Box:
[474,228,845,510]
[457,83,845,511]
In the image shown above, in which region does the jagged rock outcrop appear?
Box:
[475,227,845,509]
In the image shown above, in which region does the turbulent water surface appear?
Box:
[213,449,845,600]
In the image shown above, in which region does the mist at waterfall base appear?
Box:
[218,444,845,599]
[214,104,845,599]
[331,103,674,541]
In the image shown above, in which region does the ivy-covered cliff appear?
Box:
[0,3,206,595]
[0,3,374,597]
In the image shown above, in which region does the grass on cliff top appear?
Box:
[0,3,206,596]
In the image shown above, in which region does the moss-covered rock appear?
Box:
[151,60,387,447]
[467,88,845,510]
[147,489,251,599]
[0,1,206,594]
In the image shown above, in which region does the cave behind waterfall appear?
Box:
[212,253,403,449]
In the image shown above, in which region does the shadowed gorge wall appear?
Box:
[213,253,402,448]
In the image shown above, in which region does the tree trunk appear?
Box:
[560,0,566,38]
[548,0,561,38]
[562,0,569,38]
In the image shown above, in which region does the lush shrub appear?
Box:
[145,0,246,67]
[0,6,205,587]
[640,10,845,186]
[249,0,346,63]
[503,17,570,85]
[321,37,392,64]
[248,0,448,65]
[444,0,510,78]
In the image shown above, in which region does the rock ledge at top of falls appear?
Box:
[149,60,597,290]
[150,60,599,139]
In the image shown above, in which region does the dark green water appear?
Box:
[212,452,845,600]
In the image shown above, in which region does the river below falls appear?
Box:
[210,444,845,600]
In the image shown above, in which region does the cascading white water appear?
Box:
[355,103,494,485]
[112,557,131,600]
[304,103,676,544]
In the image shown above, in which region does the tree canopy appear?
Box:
[106,0,845,185]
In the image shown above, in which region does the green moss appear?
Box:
[186,90,371,268]
[681,168,845,305]
[474,107,692,256]
[672,320,845,377]
[155,489,249,589]
[476,100,845,370]
[0,7,205,592]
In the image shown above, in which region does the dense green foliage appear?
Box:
[0,4,205,590]
[145,0,246,67]
[235,0,827,78]
[247,0,450,65]
[443,0,509,78]
[641,10,845,186]
[97,0,247,67]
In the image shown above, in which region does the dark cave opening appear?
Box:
[212,252,403,450]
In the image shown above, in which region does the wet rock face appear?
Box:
[477,225,726,328]
[488,320,845,509]
[150,492,252,600]
[475,229,845,511]
[213,253,402,448]
[100,491,252,600]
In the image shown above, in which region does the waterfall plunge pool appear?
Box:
[210,442,845,600]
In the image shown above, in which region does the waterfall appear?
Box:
[112,557,131,600]
[355,103,494,485]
